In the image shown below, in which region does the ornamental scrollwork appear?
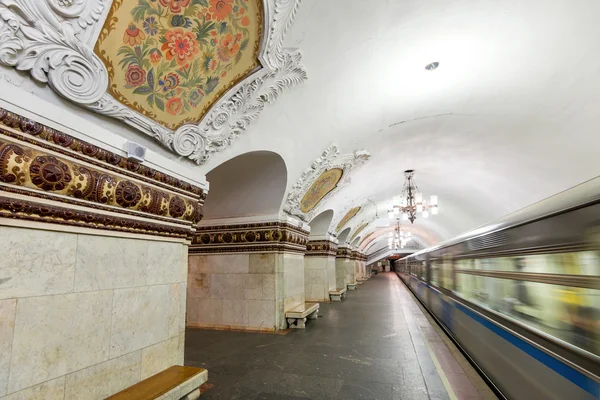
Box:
[0,0,109,103]
[284,144,370,222]
[0,0,306,164]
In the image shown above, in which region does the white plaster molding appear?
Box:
[329,199,372,236]
[0,0,306,164]
[308,233,338,243]
[284,144,370,222]
[199,213,310,231]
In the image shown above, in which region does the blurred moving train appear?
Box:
[395,177,600,400]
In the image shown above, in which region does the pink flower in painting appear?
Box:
[125,64,146,87]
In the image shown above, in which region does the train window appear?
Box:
[455,255,600,356]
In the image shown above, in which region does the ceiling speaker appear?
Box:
[127,141,147,163]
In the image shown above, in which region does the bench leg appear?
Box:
[308,309,319,320]
[182,388,201,400]
[341,292,346,300]
[330,294,341,301]
[287,317,306,329]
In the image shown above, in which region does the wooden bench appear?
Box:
[285,302,319,329]
[347,282,357,290]
[107,365,208,400]
[329,287,347,301]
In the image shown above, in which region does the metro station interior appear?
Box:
[0,0,598,399]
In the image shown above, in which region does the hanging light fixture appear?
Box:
[388,170,438,224]
[388,219,412,250]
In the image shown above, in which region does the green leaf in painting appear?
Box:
[146,94,155,106]
[240,38,249,51]
[218,22,227,34]
[147,69,155,89]
[155,96,165,111]
[131,0,151,22]
[133,86,153,94]
[192,0,209,6]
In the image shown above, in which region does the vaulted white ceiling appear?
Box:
[198,0,600,249]
[4,0,600,254]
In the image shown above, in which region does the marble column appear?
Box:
[304,238,338,302]
[187,218,309,332]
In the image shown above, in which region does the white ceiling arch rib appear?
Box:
[308,209,335,238]
[202,151,288,221]
[194,0,599,245]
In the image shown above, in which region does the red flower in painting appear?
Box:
[216,34,240,62]
[123,24,146,46]
[161,29,199,65]
[209,0,233,21]
[125,64,146,87]
[166,97,184,115]
[158,0,190,13]
[149,49,162,64]
[241,16,250,26]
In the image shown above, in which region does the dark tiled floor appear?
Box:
[185,273,494,400]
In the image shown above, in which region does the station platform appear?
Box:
[185,272,497,399]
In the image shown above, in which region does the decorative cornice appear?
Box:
[0,111,206,238]
[305,239,338,257]
[0,107,204,197]
[190,221,309,254]
[0,195,191,239]
[0,0,306,164]
[284,144,370,222]
[336,246,353,259]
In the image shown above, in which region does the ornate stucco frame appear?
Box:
[283,144,370,223]
[0,0,306,164]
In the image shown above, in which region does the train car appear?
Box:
[396,177,600,400]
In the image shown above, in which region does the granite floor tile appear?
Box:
[185,273,496,400]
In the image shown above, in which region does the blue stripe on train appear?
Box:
[454,301,600,397]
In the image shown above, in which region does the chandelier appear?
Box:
[388,219,412,250]
[387,170,438,224]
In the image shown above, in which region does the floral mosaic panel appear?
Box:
[300,168,343,214]
[95,0,262,129]
[336,206,361,232]
[350,222,368,241]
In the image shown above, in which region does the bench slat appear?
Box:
[107,365,205,400]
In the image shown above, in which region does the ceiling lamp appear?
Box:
[387,170,438,224]
[388,219,412,250]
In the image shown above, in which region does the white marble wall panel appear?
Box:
[187,252,303,331]
[74,235,148,291]
[0,224,188,399]
[8,291,113,393]
[304,256,329,302]
[141,336,180,380]
[0,227,77,299]
[110,285,171,357]
[335,258,348,290]
[0,299,16,397]
[147,241,187,285]
[1,376,65,400]
[283,253,305,311]
[64,351,141,400]
[327,256,337,291]
[346,260,357,285]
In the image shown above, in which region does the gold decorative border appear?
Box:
[0,195,190,239]
[306,239,338,257]
[0,137,202,224]
[0,107,204,197]
[190,221,309,254]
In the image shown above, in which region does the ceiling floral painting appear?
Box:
[285,144,370,222]
[335,206,360,232]
[300,168,343,213]
[0,0,306,164]
[95,0,262,129]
